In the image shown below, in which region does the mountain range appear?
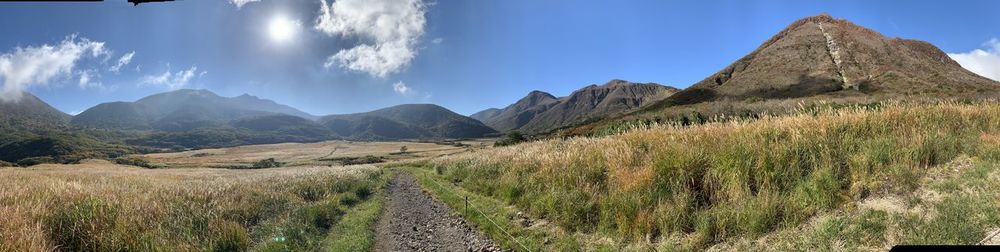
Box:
[0,89,497,163]
[471,80,679,133]
[471,14,999,136]
[1,14,998,163]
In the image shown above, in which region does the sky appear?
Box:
[0,0,998,116]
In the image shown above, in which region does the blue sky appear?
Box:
[0,0,997,116]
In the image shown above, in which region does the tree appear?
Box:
[399,145,408,154]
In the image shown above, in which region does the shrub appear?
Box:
[113,156,159,169]
[494,131,528,147]
[17,156,55,167]
[251,158,284,169]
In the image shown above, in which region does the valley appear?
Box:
[1,9,999,252]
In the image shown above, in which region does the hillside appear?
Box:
[474,80,678,134]
[469,108,501,123]
[320,104,497,140]
[421,102,1000,250]
[472,91,558,132]
[0,93,70,131]
[0,93,133,164]
[651,14,999,108]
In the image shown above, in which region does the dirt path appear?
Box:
[374,172,501,251]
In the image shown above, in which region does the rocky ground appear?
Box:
[374,172,502,251]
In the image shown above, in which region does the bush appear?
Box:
[251,158,284,169]
[494,131,527,147]
[17,156,55,167]
[0,160,14,167]
[113,157,159,169]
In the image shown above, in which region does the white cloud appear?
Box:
[140,66,200,90]
[431,37,443,44]
[0,35,107,102]
[230,0,261,8]
[392,81,412,96]
[315,0,427,78]
[77,69,101,89]
[948,38,1000,82]
[109,51,135,73]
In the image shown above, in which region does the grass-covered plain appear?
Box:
[421,102,1000,250]
[0,161,387,251]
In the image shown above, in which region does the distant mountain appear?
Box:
[474,80,679,134]
[656,14,1000,108]
[0,93,70,130]
[0,93,131,164]
[72,89,316,131]
[474,91,559,132]
[70,102,151,130]
[469,108,501,123]
[320,104,497,140]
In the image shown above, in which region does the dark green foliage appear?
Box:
[0,131,133,164]
[494,131,528,147]
[252,158,284,169]
[113,156,160,169]
[319,155,385,166]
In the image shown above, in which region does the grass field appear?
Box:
[0,160,387,251]
[0,138,489,251]
[142,139,489,168]
[421,101,1000,250]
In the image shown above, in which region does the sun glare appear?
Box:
[268,15,298,43]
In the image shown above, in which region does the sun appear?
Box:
[268,15,299,43]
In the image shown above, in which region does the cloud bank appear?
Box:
[316,0,427,78]
[948,38,1000,82]
[0,35,107,102]
[141,66,201,90]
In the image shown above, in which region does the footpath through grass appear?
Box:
[420,102,1000,250]
[401,166,600,251]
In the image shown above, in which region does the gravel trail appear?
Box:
[374,172,501,251]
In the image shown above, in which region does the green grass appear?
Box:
[254,171,388,251]
[323,172,389,251]
[402,166,588,251]
[717,159,1000,251]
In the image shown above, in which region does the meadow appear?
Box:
[422,101,1000,250]
[0,160,386,251]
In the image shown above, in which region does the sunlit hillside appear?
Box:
[419,101,1000,250]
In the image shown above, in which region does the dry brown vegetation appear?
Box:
[142,139,489,168]
[0,160,383,251]
[425,101,1000,250]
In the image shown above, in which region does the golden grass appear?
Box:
[426,102,1000,249]
[0,160,378,251]
[142,139,488,168]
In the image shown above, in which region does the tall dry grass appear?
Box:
[428,102,1000,248]
[0,162,380,251]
